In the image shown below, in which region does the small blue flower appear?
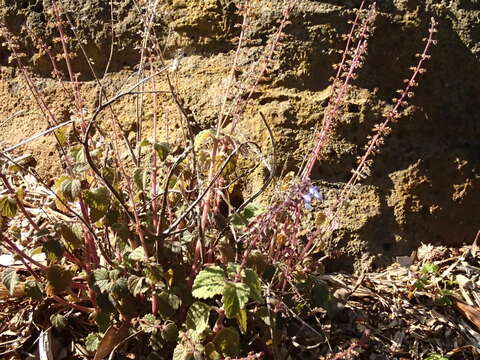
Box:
[302,193,312,204]
[304,202,313,211]
[308,185,323,201]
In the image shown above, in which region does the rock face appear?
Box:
[0,0,478,270]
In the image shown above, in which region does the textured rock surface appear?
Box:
[0,0,478,270]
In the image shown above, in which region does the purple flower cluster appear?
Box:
[303,185,323,210]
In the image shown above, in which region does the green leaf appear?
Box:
[25,280,43,300]
[138,138,152,148]
[192,266,225,299]
[243,203,264,219]
[128,246,147,262]
[54,126,69,146]
[236,309,247,334]
[244,268,262,303]
[50,313,67,329]
[61,178,82,201]
[154,142,169,161]
[205,342,221,360]
[52,175,72,211]
[127,275,145,297]
[186,302,211,334]
[56,222,82,250]
[83,187,110,222]
[92,268,111,293]
[212,327,240,357]
[1,269,19,295]
[173,342,193,360]
[421,263,439,274]
[145,264,164,284]
[134,168,148,190]
[46,264,73,295]
[85,333,101,352]
[140,314,161,334]
[91,311,111,333]
[157,292,181,320]
[222,281,250,319]
[0,195,17,218]
[42,238,64,262]
[161,323,178,342]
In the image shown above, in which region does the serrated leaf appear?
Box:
[192,266,225,299]
[93,311,111,333]
[162,323,178,342]
[129,246,146,262]
[222,281,250,319]
[212,327,240,357]
[25,280,43,300]
[244,268,262,302]
[92,268,111,293]
[157,292,181,320]
[134,168,148,190]
[173,342,193,360]
[1,269,19,295]
[243,203,264,219]
[42,238,64,262]
[186,302,210,334]
[0,195,17,218]
[83,187,110,222]
[52,175,71,211]
[138,138,151,148]
[140,314,161,334]
[50,313,67,329]
[56,222,82,250]
[205,342,221,360]
[61,178,81,201]
[54,126,69,146]
[85,333,101,352]
[236,309,247,334]
[146,264,163,284]
[154,142,169,161]
[46,264,72,295]
[127,275,145,296]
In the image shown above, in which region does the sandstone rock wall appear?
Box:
[0,0,478,269]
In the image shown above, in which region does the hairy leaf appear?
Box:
[244,268,262,303]
[42,238,64,262]
[161,323,179,342]
[173,342,193,360]
[157,292,181,320]
[25,280,43,300]
[127,275,145,297]
[154,142,169,161]
[83,187,110,222]
[50,313,67,329]
[192,266,225,299]
[1,269,19,295]
[212,327,240,357]
[55,222,82,250]
[140,314,161,334]
[129,246,146,262]
[92,268,111,293]
[85,333,101,352]
[0,195,17,218]
[46,264,73,295]
[222,281,250,319]
[186,302,210,334]
[134,168,148,190]
[236,309,247,334]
